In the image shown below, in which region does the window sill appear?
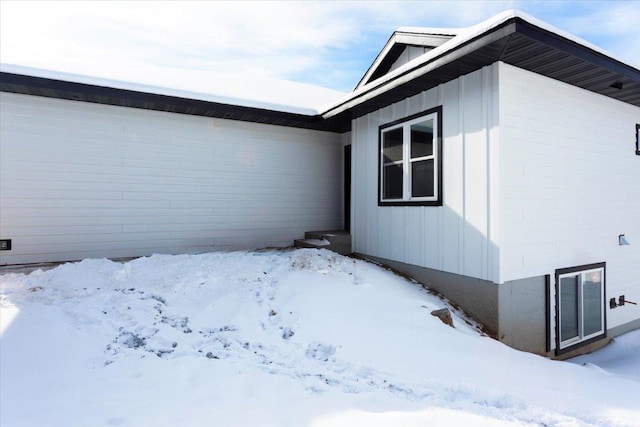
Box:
[378,200,442,207]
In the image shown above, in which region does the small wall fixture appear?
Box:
[619,234,630,245]
[610,81,624,90]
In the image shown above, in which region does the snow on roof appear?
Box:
[0,63,346,116]
[324,9,637,116]
[395,26,460,36]
[2,10,634,121]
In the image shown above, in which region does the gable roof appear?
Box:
[355,27,458,89]
[323,10,640,127]
[1,10,638,134]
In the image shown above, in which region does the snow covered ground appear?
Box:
[1,249,638,427]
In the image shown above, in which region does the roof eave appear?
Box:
[0,71,350,132]
[324,20,518,120]
[324,17,640,125]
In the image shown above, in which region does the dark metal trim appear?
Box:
[513,20,640,81]
[554,262,607,356]
[3,16,639,134]
[377,106,443,207]
[636,124,639,156]
[0,71,347,132]
[325,20,519,119]
[377,200,443,207]
[545,274,551,353]
[325,16,640,124]
[344,145,352,231]
[357,44,407,89]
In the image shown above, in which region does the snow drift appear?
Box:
[1,249,638,426]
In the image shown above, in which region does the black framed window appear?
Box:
[554,262,606,356]
[378,106,442,206]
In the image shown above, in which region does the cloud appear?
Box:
[1,1,637,93]
[1,2,360,84]
[548,1,640,67]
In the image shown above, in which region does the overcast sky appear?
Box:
[1,1,638,93]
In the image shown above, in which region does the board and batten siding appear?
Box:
[499,62,640,332]
[0,92,343,265]
[351,64,501,283]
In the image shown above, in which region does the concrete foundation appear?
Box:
[357,255,636,359]
[360,255,500,337]
[499,276,547,354]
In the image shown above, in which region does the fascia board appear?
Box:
[324,21,517,119]
[354,33,400,90]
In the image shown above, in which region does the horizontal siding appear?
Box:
[499,62,640,331]
[352,64,500,282]
[0,93,342,265]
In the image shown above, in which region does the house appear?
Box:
[1,10,638,358]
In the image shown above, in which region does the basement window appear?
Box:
[555,263,606,355]
[378,106,442,206]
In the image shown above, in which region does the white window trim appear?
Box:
[378,107,442,206]
[557,266,605,350]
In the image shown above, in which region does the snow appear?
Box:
[328,9,637,115]
[4,10,634,121]
[570,329,640,382]
[1,249,639,426]
[302,239,331,246]
[395,26,460,36]
[0,63,346,116]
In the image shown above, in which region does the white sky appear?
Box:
[1,1,639,93]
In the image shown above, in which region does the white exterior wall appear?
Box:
[499,62,640,331]
[352,64,501,282]
[0,93,342,265]
[389,46,432,74]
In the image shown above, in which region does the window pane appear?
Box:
[411,159,434,197]
[560,276,579,342]
[382,128,403,163]
[383,164,403,199]
[411,119,433,159]
[583,271,603,336]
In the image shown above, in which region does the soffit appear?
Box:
[1,17,637,135]
[326,18,640,130]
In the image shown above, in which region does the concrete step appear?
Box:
[294,230,351,255]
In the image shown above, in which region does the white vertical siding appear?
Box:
[499,62,640,330]
[0,93,342,265]
[351,64,501,282]
[389,46,433,74]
